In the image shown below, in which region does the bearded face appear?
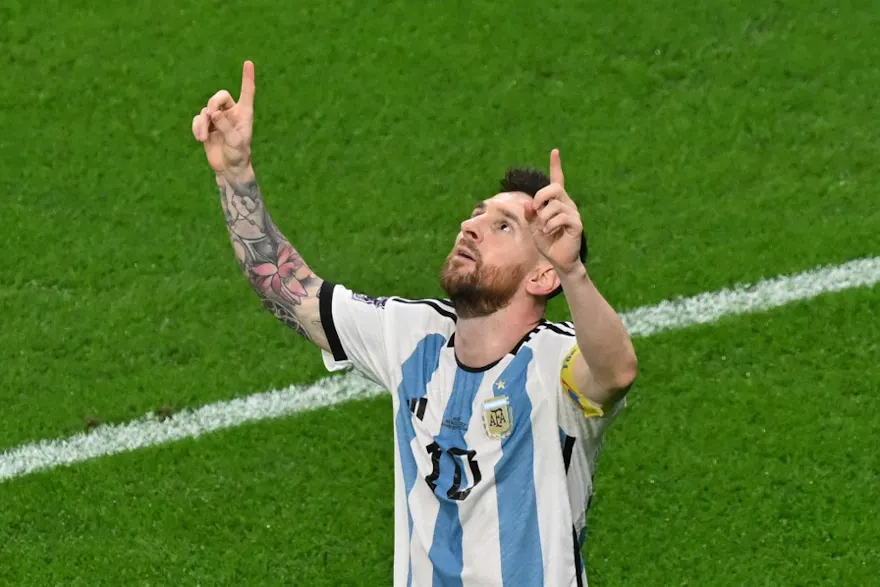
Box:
[439,246,529,319]
[440,192,546,318]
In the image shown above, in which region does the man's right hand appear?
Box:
[192,60,256,177]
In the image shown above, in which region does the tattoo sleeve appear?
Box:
[216,169,329,351]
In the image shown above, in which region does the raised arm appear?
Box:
[526,149,638,406]
[216,169,328,349]
[192,61,330,351]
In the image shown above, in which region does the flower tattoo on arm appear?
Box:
[217,176,324,344]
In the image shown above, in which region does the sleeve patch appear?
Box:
[561,345,604,419]
[352,292,389,308]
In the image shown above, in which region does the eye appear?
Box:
[499,222,512,232]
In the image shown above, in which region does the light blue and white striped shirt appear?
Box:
[319,283,625,587]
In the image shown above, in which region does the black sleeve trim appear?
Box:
[319,281,348,362]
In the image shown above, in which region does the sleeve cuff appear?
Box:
[319,281,348,362]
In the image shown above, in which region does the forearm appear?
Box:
[558,263,637,394]
[216,166,328,349]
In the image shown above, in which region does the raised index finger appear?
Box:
[549,148,564,186]
[239,60,255,109]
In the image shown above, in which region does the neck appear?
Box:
[452,299,542,370]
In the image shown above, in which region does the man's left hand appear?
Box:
[524,149,584,275]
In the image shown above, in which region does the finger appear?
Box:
[239,60,255,110]
[201,107,211,141]
[523,200,538,224]
[210,110,242,148]
[543,212,580,235]
[534,184,566,209]
[523,200,548,232]
[537,200,566,223]
[192,108,206,142]
[207,90,236,115]
[192,114,203,142]
[193,107,209,142]
[550,148,564,186]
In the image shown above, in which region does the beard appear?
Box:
[439,250,527,319]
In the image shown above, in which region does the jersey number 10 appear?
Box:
[424,442,483,501]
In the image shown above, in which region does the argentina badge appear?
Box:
[482,395,513,440]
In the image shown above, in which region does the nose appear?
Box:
[460,217,481,244]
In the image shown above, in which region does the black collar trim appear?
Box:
[446,322,544,372]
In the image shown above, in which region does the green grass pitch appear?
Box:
[1,0,878,584]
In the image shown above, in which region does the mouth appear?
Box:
[454,248,476,262]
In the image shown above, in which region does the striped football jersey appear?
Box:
[318,282,625,587]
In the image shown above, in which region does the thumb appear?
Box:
[522,201,545,237]
[523,200,546,224]
[210,111,242,147]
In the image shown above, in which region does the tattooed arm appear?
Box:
[217,168,330,350]
[192,61,329,351]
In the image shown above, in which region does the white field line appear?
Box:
[621,256,880,336]
[1,256,878,483]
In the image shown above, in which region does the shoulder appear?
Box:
[523,320,577,347]
[538,319,576,338]
[388,296,458,323]
[516,320,577,369]
[327,283,458,328]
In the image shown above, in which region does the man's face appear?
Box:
[440,192,539,318]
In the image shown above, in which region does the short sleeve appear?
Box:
[557,341,627,443]
[319,281,393,389]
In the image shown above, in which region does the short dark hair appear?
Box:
[499,167,588,300]
[500,167,553,198]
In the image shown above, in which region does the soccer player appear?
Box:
[192,61,637,587]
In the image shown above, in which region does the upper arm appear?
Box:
[317,287,456,390]
[561,344,632,416]
[314,282,394,388]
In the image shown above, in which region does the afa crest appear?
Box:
[482,395,513,440]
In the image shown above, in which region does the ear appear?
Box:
[525,262,561,298]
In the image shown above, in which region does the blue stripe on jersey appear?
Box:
[431,500,465,587]
[493,347,543,587]
[429,368,484,587]
[396,333,447,587]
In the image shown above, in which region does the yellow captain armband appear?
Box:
[560,344,604,419]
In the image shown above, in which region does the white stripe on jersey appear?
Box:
[458,371,505,584]
[528,355,580,587]
[409,458,442,587]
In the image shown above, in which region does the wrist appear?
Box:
[556,260,588,283]
[216,163,255,186]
